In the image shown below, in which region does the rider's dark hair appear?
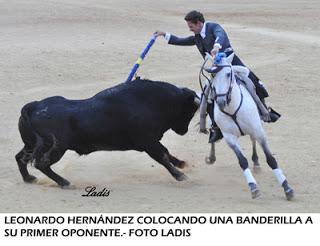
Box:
[184,10,205,24]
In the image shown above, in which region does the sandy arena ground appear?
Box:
[1,0,320,212]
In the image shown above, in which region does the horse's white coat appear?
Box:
[206,55,293,198]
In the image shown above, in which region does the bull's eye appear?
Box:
[226,72,231,77]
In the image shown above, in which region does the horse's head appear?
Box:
[206,53,235,110]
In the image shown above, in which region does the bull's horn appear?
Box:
[194,93,201,106]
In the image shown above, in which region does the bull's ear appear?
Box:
[194,92,201,106]
[226,53,234,64]
[181,87,198,105]
[181,87,195,96]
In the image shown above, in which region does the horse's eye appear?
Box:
[226,72,231,77]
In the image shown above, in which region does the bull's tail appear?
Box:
[18,102,45,165]
[16,103,60,183]
[19,102,60,166]
[19,103,38,148]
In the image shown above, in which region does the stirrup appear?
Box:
[266,107,281,123]
[209,127,223,143]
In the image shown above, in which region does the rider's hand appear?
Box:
[211,45,220,62]
[154,31,166,37]
[211,50,218,62]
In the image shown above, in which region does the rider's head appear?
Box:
[184,10,205,34]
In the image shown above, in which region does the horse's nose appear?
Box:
[216,97,226,110]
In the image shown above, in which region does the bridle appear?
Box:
[210,64,233,106]
[199,58,245,136]
[199,57,234,104]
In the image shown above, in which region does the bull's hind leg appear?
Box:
[35,150,70,187]
[15,147,37,183]
[145,141,187,181]
[34,136,70,187]
[36,165,70,187]
[256,135,294,200]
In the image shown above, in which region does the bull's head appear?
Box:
[171,88,199,135]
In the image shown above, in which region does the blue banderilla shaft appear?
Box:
[125,35,158,83]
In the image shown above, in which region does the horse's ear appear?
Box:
[226,53,234,64]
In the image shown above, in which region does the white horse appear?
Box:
[200,53,294,200]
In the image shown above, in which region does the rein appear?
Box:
[198,57,212,101]
[220,82,245,136]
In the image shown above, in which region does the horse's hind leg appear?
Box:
[250,137,260,172]
[256,134,294,200]
[15,147,37,183]
[205,143,216,164]
[224,133,260,199]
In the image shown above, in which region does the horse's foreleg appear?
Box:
[224,134,260,199]
[250,136,260,172]
[205,143,216,164]
[256,135,294,200]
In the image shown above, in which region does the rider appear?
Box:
[155,10,280,143]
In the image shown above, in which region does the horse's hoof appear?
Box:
[176,174,188,181]
[24,175,37,184]
[251,189,261,199]
[282,180,294,201]
[205,156,216,164]
[249,183,261,199]
[285,188,294,201]
[253,165,261,173]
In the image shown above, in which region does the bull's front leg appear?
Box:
[168,154,186,169]
[145,141,187,181]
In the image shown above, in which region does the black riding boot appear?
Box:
[209,125,223,143]
[207,103,223,143]
[231,53,281,123]
[260,99,281,123]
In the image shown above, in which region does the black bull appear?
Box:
[15,79,199,187]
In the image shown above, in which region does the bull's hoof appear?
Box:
[205,156,216,164]
[176,174,188,181]
[23,175,37,183]
[61,184,76,190]
[285,188,294,201]
[58,180,71,189]
[176,161,186,169]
